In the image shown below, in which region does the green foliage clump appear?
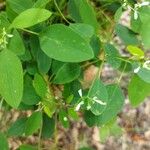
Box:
[0,0,150,149]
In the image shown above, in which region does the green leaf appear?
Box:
[33,0,50,8]
[69,23,94,41]
[59,110,69,128]
[115,24,139,45]
[130,12,142,33]
[100,120,122,143]
[7,117,27,137]
[88,78,108,115]
[127,45,144,59]
[43,100,56,118]
[37,49,52,74]
[137,68,150,84]
[19,144,37,150]
[97,85,124,125]
[128,75,150,107]
[131,7,150,48]
[99,125,110,143]
[139,6,150,23]
[104,43,121,69]
[22,75,40,105]
[0,132,9,150]
[25,111,42,136]
[0,49,23,108]
[84,110,98,127]
[8,29,25,55]
[11,8,52,29]
[140,22,150,49]
[0,12,10,31]
[114,7,123,22]
[6,0,34,14]
[33,73,47,98]
[68,108,79,120]
[39,24,94,62]
[84,85,124,126]
[42,114,55,138]
[52,63,81,84]
[68,0,99,32]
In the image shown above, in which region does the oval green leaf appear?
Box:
[0,49,23,108]
[39,24,94,62]
[10,8,52,29]
[25,111,42,136]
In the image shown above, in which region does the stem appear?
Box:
[0,98,4,110]
[53,0,70,24]
[20,28,39,35]
[38,113,43,150]
[98,58,105,77]
[117,62,127,84]
[53,112,58,149]
[81,59,101,68]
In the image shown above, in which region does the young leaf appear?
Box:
[127,45,144,59]
[10,8,52,29]
[0,132,9,150]
[128,75,150,107]
[39,24,94,62]
[88,78,108,115]
[0,49,23,108]
[25,111,42,136]
[7,117,27,137]
[43,100,56,118]
[52,63,81,84]
[33,73,47,98]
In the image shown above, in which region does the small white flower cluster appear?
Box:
[75,89,107,111]
[133,1,150,20]
[0,28,13,49]
[122,1,150,20]
[134,60,150,73]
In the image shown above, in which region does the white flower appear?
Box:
[133,1,150,20]
[0,28,13,49]
[140,2,150,7]
[78,89,82,97]
[75,101,84,111]
[87,105,91,110]
[134,66,141,73]
[143,60,150,70]
[123,0,127,7]
[63,117,68,121]
[92,97,107,106]
[134,10,138,20]
[7,34,13,38]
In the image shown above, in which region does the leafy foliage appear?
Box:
[0,0,150,149]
